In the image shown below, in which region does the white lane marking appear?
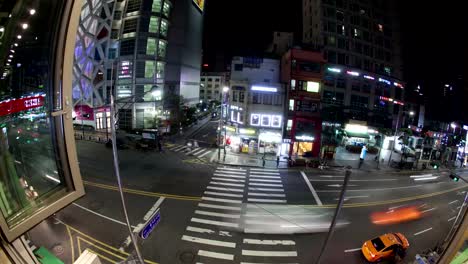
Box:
[186,148,201,155]
[213,173,246,179]
[248,192,286,197]
[191,218,239,228]
[327,184,358,187]
[204,191,243,198]
[421,207,436,213]
[198,250,234,260]
[182,235,236,248]
[187,226,214,234]
[309,179,398,182]
[389,204,410,210]
[344,248,361,253]
[220,167,246,171]
[249,175,281,179]
[191,148,206,155]
[249,178,282,183]
[72,203,136,228]
[449,200,459,205]
[249,172,280,176]
[410,174,433,178]
[216,170,246,175]
[301,171,323,206]
[250,168,279,172]
[198,203,241,211]
[207,186,244,193]
[414,176,439,181]
[249,183,283,187]
[320,175,344,178]
[242,250,297,257]
[413,227,433,236]
[212,177,245,183]
[448,216,457,222]
[197,150,212,158]
[202,196,242,204]
[249,187,284,192]
[248,198,287,203]
[195,210,240,219]
[243,239,296,245]
[316,185,425,192]
[211,181,244,187]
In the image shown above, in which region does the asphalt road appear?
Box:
[27,140,468,264]
[188,118,220,148]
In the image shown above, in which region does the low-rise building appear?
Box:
[199,72,228,102]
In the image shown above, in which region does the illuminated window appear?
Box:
[152,0,162,12]
[251,114,260,126]
[306,81,320,93]
[127,0,141,12]
[146,38,157,55]
[156,61,165,79]
[287,119,293,131]
[160,20,168,37]
[163,2,171,17]
[261,115,271,127]
[145,61,155,78]
[291,79,296,90]
[123,18,137,34]
[378,24,383,32]
[149,17,159,33]
[289,99,294,110]
[158,40,167,57]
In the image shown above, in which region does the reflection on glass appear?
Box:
[0,1,67,228]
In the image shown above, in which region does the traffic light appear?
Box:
[449,174,460,182]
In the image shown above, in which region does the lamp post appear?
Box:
[218,86,229,160]
[451,123,457,134]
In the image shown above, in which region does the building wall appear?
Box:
[200,72,227,102]
[230,57,280,84]
[165,0,203,105]
[266,32,294,57]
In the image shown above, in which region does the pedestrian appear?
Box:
[276,156,280,168]
[262,156,266,167]
[359,144,367,169]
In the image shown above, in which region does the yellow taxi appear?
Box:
[361,233,409,262]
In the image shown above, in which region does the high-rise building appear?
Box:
[266,32,294,57]
[73,0,204,130]
[303,0,405,128]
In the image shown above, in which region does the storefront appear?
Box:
[258,130,282,154]
[292,135,316,156]
[288,117,322,157]
[228,127,257,154]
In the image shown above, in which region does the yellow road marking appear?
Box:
[66,225,75,262]
[84,181,201,201]
[62,221,158,264]
[87,249,118,264]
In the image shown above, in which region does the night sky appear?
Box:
[201,0,467,121]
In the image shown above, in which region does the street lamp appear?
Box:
[218,86,229,160]
[451,123,457,134]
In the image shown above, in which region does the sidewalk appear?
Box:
[211,151,289,169]
[330,146,402,172]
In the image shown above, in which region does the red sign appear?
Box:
[0,96,45,117]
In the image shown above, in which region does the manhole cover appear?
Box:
[52,244,64,256]
[178,251,196,263]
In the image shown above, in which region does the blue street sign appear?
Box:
[139,209,161,240]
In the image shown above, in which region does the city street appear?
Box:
[27,139,468,264]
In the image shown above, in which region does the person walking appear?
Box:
[262,156,266,167]
[276,156,280,168]
[359,144,367,169]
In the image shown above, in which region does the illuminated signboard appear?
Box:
[239,128,256,135]
[295,135,315,141]
[192,0,205,12]
[0,95,45,117]
[252,86,277,92]
[251,114,282,128]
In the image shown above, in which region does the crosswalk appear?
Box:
[180,166,299,264]
[165,144,214,160]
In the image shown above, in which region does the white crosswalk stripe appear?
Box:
[201,196,242,204]
[198,250,234,260]
[249,178,282,183]
[215,170,246,175]
[249,182,283,187]
[206,186,244,193]
[211,181,244,187]
[182,235,236,248]
[248,187,284,192]
[249,175,281,179]
[191,217,239,228]
[213,173,246,179]
[195,210,240,219]
[198,203,242,211]
[248,198,287,203]
[212,177,245,183]
[196,150,212,158]
[204,191,243,198]
[248,192,286,197]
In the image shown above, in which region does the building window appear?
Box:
[377,24,384,32]
[114,11,122,20]
[162,2,171,17]
[307,81,320,93]
[160,20,168,37]
[111,29,120,39]
[152,0,162,12]
[208,78,212,81]
[207,84,212,88]
[362,82,371,93]
[291,79,296,90]
[287,119,293,131]
[201,78,205,81]
[127,0,141,12]
[351,81,361,92]
[158,40,167,58]
[232,91,238,102]
[336,78,346,89]
[263,94,272,105]
[289,99,294,110]
[239,92,245,103]
[123,18,138,34]
[108,48,117,59]
[156,62,165,79]
[120,39,136,56]
[253,93,260,104]
[149,17,159,33]
[351,95,369,108]
[298,62,321,73]
[147,37,157,55]
[145,61,155,78]
[215,84,220,88]
[234,64,243,71]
